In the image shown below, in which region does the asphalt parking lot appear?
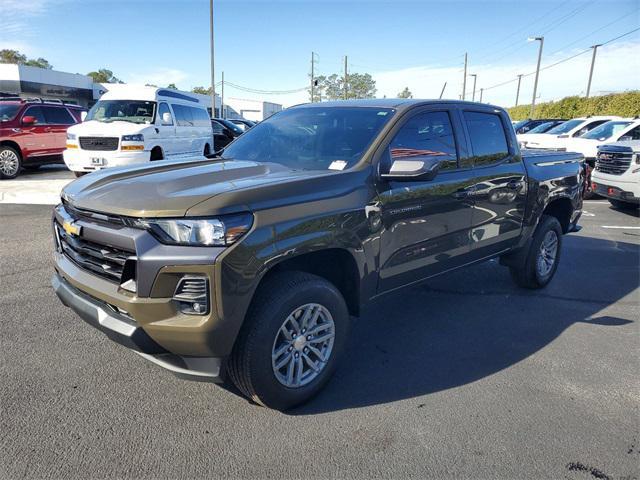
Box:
[1,193,639,479]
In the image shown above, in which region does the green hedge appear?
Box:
[508,91,640,120]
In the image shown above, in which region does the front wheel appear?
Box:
[510,215,563,289]
[0,146,22,179]
[227,271,350,410]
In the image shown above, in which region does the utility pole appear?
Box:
[343,55,348,100]
[529,36,544,118]
[470,74,477,101]
[479,88,484,103]
[310,52,315,102]
[515,74,523,106]
[462,53,468,100]
[586,44,601,99]
[209,0,215,118]
[221,71,224,118]
[439,81,447,99]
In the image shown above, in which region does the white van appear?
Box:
[64,85,213,176]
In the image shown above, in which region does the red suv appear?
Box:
[0,98,86,179]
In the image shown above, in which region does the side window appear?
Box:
[192,107,211,127]
[574,120,607,137]
[42,106,76,125]
[624,126,640,140]
[388,111,458,171]
[463,111,510,166]
[158,103,173,125]
[171,104,193,126]
[211,121,224,135]
[22,106,46,124]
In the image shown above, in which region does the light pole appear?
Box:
[469,74,477,101]
[528,36,544,118]
[515,74,523,106]
[479,88,484,103]
[586,44,601,99]
[209,0,215,117]
[462,52,468,100]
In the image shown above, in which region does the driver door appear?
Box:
[156,102,176,157]
[376,107,478,293]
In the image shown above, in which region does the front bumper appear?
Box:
[52,272,224,382]
[63,148,150,172]
[592,171,640,203]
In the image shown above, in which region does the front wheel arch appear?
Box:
[150,146,164,161]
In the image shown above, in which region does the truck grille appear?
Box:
[79,136,119,151]
[596,150,633,176]
[55,221,133,282]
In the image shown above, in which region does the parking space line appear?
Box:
[601,226,640,230]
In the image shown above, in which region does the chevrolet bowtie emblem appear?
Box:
[62,220,82,236]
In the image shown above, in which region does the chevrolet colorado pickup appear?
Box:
[52,99,583,410]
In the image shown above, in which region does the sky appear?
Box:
[1,0,638,108]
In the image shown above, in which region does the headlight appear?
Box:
[130,213,253,246]
[122,134,144,142]
[66,132,77,141]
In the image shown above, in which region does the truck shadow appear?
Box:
[289,235,638,415]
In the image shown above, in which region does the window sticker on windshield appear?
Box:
[329,160,348,170]
[377,111,389,116]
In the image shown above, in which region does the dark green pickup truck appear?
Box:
[52,99,583,409]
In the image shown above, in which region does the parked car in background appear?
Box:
[0,97,86,179]
[51,99,584,410]
[63,86,213,177]
[591,140,640,209]
[512,118,565,135]
[524,116,620,152]
[517,120,568,148]
[565,119,640,162]
[211,118,242,150]
[228,118,256,131]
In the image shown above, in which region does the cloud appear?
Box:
[127,68,190,88]
[371,41,640,108]
[0,0,55,42]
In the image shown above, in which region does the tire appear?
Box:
[203,143,211,157]
[73,171,87,178]
[150,147,163,161]
[0,145,22,179]
[510,214,563,289]
[608,198,638,210]
[227,271,350,410]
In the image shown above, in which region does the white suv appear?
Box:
[592,141,640,209]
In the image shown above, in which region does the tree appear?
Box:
[87,69,122,84]
[191,86,212,95]
[166,83,178,90]
[0,49,53,69]
[145,83,158,87]
[397,87,412,99]
[309,71,377,101]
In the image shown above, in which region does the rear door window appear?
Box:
[171,104,194,127]
[463,111,510,166]
[42,106,76,125]
[388,111,458,171]
[22,106,46,124]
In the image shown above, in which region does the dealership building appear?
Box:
[0,63,282,120]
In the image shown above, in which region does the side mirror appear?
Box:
[162,112,173,125]
[80,111,87,122]
[380,151,444,182]
[22,115,37,125]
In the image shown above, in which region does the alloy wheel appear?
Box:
[271,303,335,388]
[0,149,19,177]
[537,230,558,277]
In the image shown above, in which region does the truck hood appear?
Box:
[562,137,603,159]
[61,158,357,217]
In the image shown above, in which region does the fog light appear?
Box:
[173,276,209,315]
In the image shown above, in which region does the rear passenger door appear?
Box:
[19,106,49,158]
[41,106,77,154]
[376,107,478,293]
[460,108,527,258]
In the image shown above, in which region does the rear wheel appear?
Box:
[227,271,350,410]
[0,146,22,179]
[510,215,563,289]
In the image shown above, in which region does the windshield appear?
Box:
[512,120,529,131]
[581,121,632,140]
[222,106,394,170]
[546,119,584,135]
[0,104,21,122]
[217,119,244,135]
[527,121,558,134]
[86,100,156,124]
